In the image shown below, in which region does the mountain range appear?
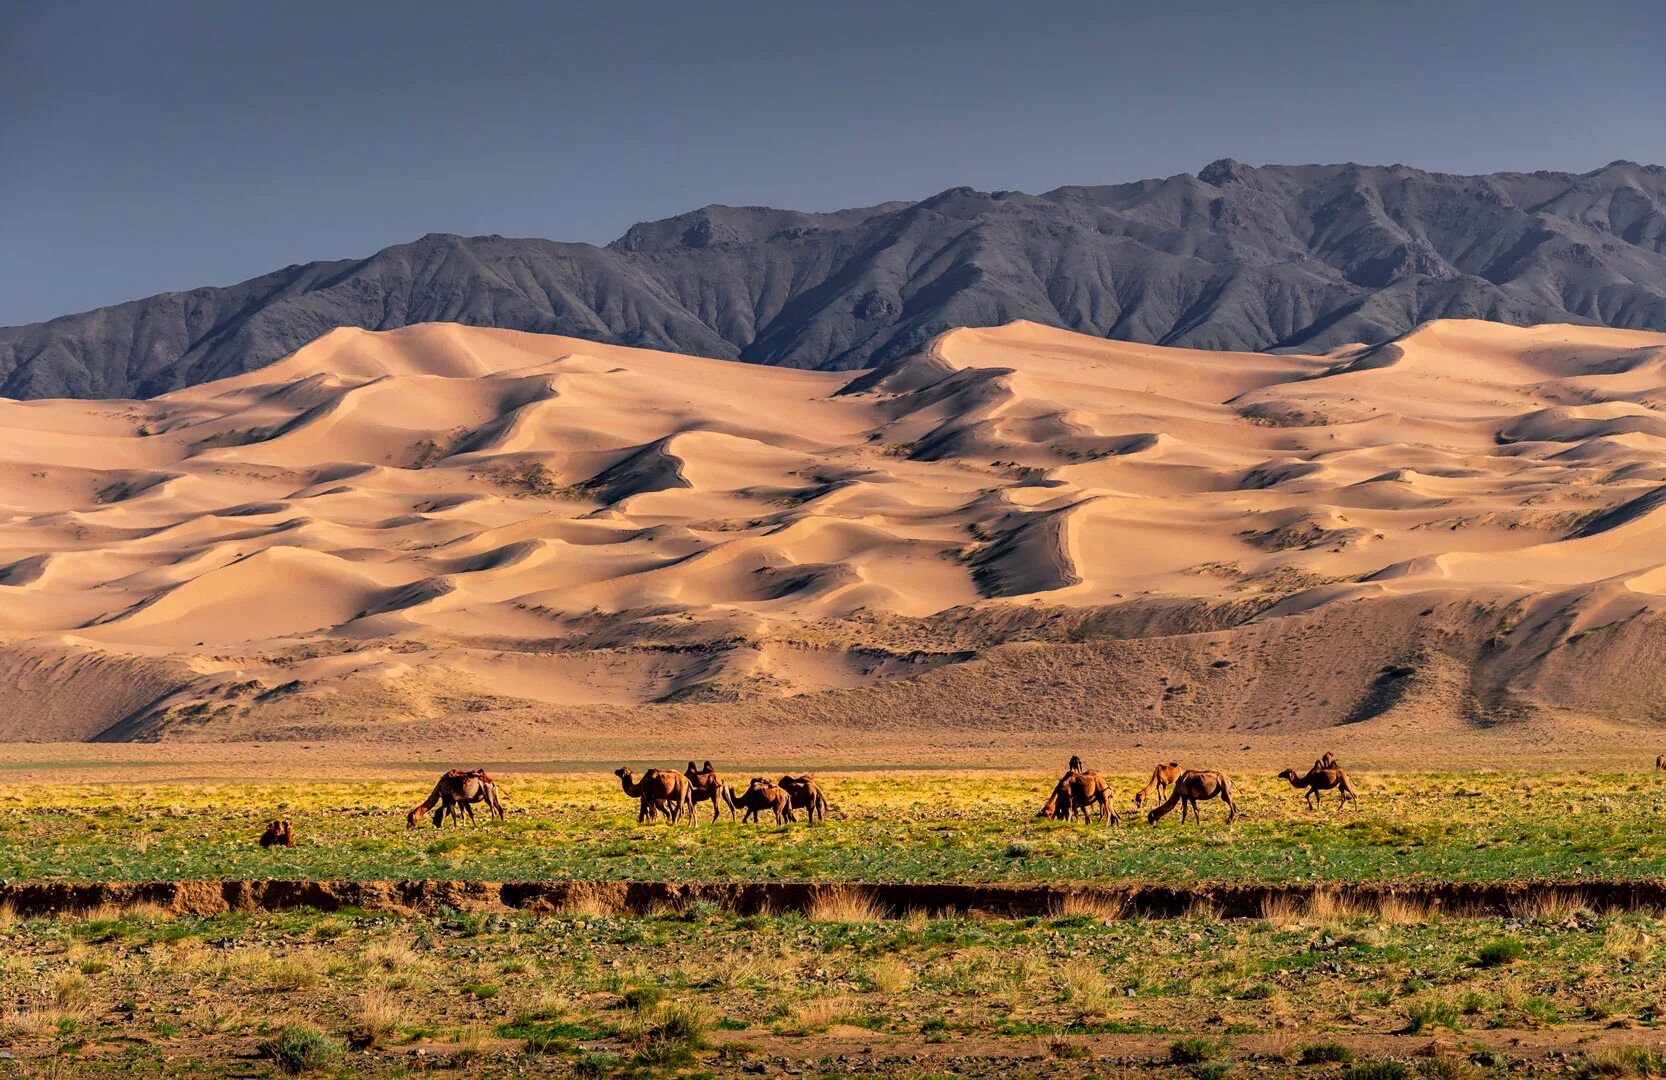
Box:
[3,159,1665,399]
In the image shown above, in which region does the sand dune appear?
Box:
[8,318,1666,740]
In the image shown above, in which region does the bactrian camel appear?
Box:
[1040,768,1119,824]
[685,761,738,821]
[1147,769,1238,825]
[405,769,505,829]
[777,774,828,823]
[259,819,293,848]
[1277,764,1358,810]
[615,767,695,825]
[735,778,796,823]
[1133,762,1183,809]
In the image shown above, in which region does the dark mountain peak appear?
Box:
[4,160,1666,400]
[1198,157,1254,185]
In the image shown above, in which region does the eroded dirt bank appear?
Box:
[5,877,1663,919]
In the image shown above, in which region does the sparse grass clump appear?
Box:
[258,1023,340,1074]
[1170,1036,1223,1064]
[1298,1042,1355,1065]
[1477,936,1525,967]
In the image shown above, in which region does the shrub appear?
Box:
[1476,937,1525,967]
[620,985,666,1012]
[1342,1062,1409,1080]
[1298,1043,1355,1065]
[257,1024,340,1075]
[1403,998,1462,1034]
[1171,1036,1222,1064]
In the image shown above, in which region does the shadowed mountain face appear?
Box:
[4,159,1666,399]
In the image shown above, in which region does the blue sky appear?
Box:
[3,0,1662,325]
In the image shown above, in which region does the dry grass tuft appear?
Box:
[865,956,915,994]
[1304,888,1358,921]
[354,989,404,1045]
[1056,891,1127,922]
[789,996,864,1033]
[1510,890,1588,922]
[1259,893,1303,927]
[558,891,615,918]
[806,887,887,923]
[1375,894,1432,925]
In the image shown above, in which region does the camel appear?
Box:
[685,761,738,821]
[734,778,796,824]
[1277,764,1358,810]
[1657,754,1665,771]
[1132,762,1183,809]
[615,767,695,825]
[1147,769,1238,825]
[405,769,505,828]
[1039,770,1118,824]
[777,774,828,823]
[259,819,293,848]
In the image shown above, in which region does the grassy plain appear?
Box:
[2,770,1665,885]
[5,768,1666,1077]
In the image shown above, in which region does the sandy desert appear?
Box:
[0,317,1660,759]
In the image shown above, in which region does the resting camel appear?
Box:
[405,769,505,828]
[1147,769,1238,825]
[685,761,738,821]
[615,767,695,825]
[735,778,796,824]
[1277,764,1358,810]
[259,819,293,848]
[1039,770,1118,824]
[777,774,828,823]
[1132,762,1183,809]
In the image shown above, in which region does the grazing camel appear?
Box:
[1133,762,1183,809]
[1147,769,1238,825]
[405,769,505,828]
[685,761,738,821]
[615,767,695,825]
[1277,765,1358,810]
[1040,770,1118,824]
[259,819,293,848]
[777,774,828,823]
[735,778,796,823]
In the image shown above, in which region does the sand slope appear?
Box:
[6,319,1666,740]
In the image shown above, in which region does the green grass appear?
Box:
[4,769,1666,886]
[0,897,1658,1077]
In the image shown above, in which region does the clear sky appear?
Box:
[3,0,1662,326]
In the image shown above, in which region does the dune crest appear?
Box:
[8,319,1666,740]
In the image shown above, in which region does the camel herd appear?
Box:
[615,762,827,825]
[1038,753,1361,826]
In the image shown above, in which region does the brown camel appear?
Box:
[777,774,828,823]
[1278,765,1358,810]
[259,819,293,848]
[615,767,695,825]
[734,778,796,823]
[1133,762,1183,809]
[685,761,738,821]
[1147,769,1238,825]
[1040,770,1118,824]
[405,769,505,828]
[1657,754,1665,771]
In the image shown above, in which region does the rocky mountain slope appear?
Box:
[4,160,1664,399]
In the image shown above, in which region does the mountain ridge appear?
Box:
[4,159,1666,399]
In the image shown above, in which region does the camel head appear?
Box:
[614,767,634,781]
[1277,768,1299,782]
